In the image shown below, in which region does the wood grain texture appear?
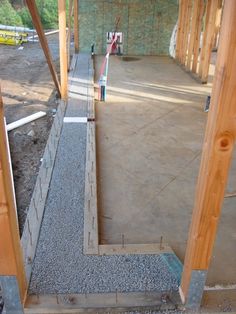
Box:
[83,122,99,254]
[58,0,68,99]
[186,0,204,71]
[0,88,27,302]
[198,0,219,82]
[181,0,236,301]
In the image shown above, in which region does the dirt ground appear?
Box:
[0,34,59,235]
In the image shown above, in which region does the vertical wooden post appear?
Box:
[176,0,184,62]
[212,0,223,50]
[198,0,219,83]
[180,0,236,309]
[186,0,203,71]
[0,88,27,304]
[181,0,192,66]
[58,0,68,100]
[74,0,79,53]
[191,0,204,73]
[25,0,61,97]
[67,0,73,68]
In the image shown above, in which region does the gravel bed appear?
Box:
[29,54,180,295]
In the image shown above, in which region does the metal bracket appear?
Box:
[186,270,207,310]
[0,276,24,314]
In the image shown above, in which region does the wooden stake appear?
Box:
[58,0,68,99]
[74,0,79,53]
[198,0,219,83]
[25,0,61,97]
[181,0,236,306]
[0,88,27,302]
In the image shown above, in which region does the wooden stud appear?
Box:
[58,0,68,100]
[181,0,193,66]
[175,0,184,62]
[180,0,236,306]
[198,0,220,83]
[74,0,79,53]
[186,0,204,71]
[212,0,223,50]
[192,0,205,73]
[0,88,27,302]
[67,0,73,68]
[25,0,61,97]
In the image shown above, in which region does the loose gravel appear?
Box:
[29,54,180,295]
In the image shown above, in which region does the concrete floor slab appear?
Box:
[95,55,236,286]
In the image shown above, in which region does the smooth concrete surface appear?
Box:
[95,55,236,286]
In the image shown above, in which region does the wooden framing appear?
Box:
[25,0,61,97]
[175,0,222,83]
[198,0,219,83]
[191,0,204,73]
[58,0,68,100]
[1,0,235,311]
[67,0,74,68]
[181,0,192,66]
[186,0,204,71]
[180,0,236,307]
[0,88,27,302]
[74,0,79,53]
[175,0,184,63]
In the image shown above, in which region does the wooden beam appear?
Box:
[58,0,68,100]
[0,88,27,302]
[198,0,219,83]
[74,0,79,53]
[180,0,236,309]
[25,0,61,97]
[192,0,205,73]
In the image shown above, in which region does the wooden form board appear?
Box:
[180,0,236,304]
[83,121,99,255]
[0,89,27,302]
[25,291,181,313]
[25,0,61,97]
[175,0,222,83]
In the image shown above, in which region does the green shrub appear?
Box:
[18,7,32,28]
[0,0,69,29]
[0,0,23,26]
